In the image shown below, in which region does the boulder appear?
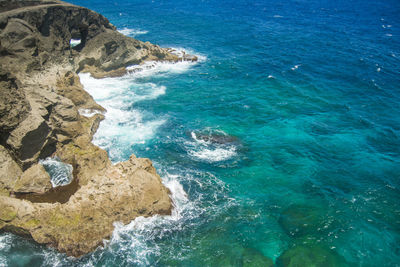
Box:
[13,164,52,194]
[0,153,172,257]
[0,145,22,195]
[6,112,51,166]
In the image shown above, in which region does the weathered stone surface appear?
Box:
[77,30,182,78]
[13,163,52,194]
[0,69,30,136]
[6,112,51,163]
[56,71,104,111]
[0,0,196,257]
[0,145,22,195]
[0,154,172,257]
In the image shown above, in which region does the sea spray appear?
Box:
[39,157,73,187]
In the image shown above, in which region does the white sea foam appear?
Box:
[70,38,81,47]
[0,234,11,251]
[79,73,168,161]
[100,169,234,265]
[126,48,206,78]
[0,234,12,267]
[168,47,207,62]
[78,108,104,117]
[291,64,300,70]
[104,173,196,265]
[185,130,238,162]
[189,146,237,162]
[39,157,73,187]
[79,47,204,161]
[118,27,149,36]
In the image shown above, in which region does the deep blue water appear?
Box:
[1,0,400,266]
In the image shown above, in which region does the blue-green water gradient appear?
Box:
[1,0,399,266]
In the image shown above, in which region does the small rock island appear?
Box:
[0,0,196,257]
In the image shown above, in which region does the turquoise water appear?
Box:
[1,0,400,266]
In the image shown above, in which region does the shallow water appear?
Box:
[1,0,400,266]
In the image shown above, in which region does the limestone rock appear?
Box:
[56,71,105,111]
[0,154,172,257]
[6,112,51,166]
[0,69,30,135]
[13,164,52,194]
[0,0,182,257]
[77,29,183,78]
[0,145,22,195]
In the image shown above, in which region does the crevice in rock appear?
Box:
[14,161,79,204]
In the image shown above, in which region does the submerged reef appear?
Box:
[0,0,196,256]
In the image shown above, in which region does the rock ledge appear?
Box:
[0,0,194,257]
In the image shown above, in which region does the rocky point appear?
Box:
[0,0,197,257]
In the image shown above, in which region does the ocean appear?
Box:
[1,0,400,266]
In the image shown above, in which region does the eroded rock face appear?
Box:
[0,145,22,195]
[0,154,171,257]
[0,0,194,257]
[0,69,30,138]
[13,163,52,194]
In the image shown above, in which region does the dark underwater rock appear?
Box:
[276,245,348,267]
[191,130,240,145]
[241,247,274,267]
[278,204,325,238]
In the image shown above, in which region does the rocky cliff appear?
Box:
[0,0,195,257]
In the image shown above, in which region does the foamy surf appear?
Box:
[126,48,206,78]
[78,108,104,117]
[118,27,149,36]
[79,73,169,161]
[79,47,204,162]
[185,130,238,162]
[99,168,235,266]
[39,157,73,187]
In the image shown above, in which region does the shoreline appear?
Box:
[0,0,197,257]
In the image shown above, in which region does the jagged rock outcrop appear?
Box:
[0,0,194,257]
[13,163,52,194]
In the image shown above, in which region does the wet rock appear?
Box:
[0,0,180,257]
[241,247,274,267]
[278,204,325,238]
[6,112,51,166]
[0,154,172,257]
[191,130,239,145]
[13,164,52,194]
[56,71,105,111]
[276,245,348,267]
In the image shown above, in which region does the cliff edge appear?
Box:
[0,0,194,257]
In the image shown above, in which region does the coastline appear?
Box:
[0,0,197,257]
